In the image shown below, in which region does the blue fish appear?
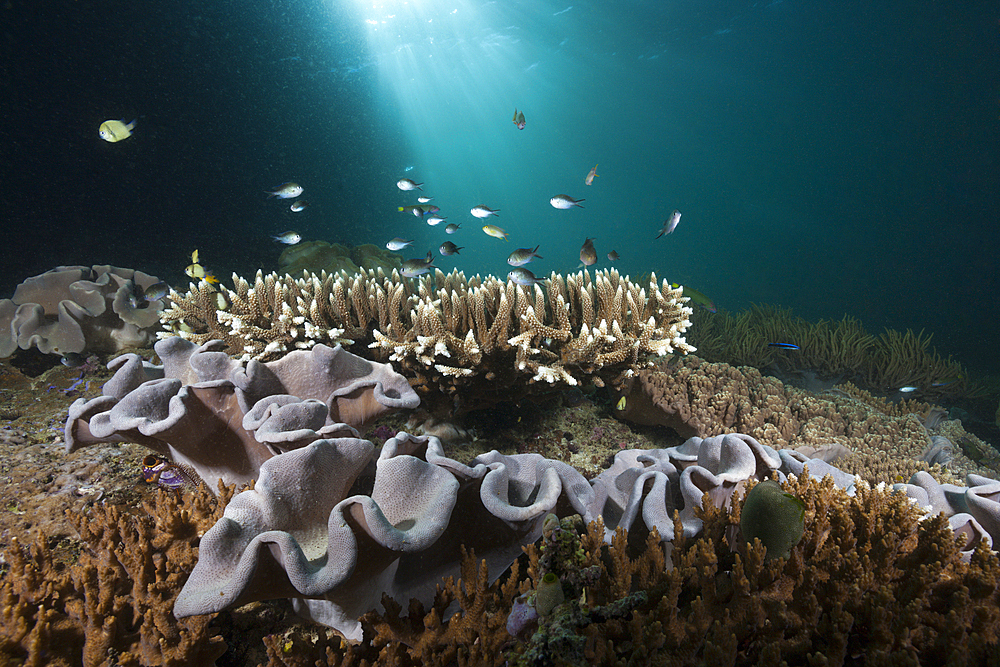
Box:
[768,342,800,350]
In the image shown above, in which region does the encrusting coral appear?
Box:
[0,482,233,666]
[158,267,695,414]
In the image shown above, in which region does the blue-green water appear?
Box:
[1,0,997,374]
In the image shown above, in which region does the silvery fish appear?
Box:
[508,268,544,286]
[579,237,597,266]
[550,195,585,209]
[99,118,136,142]
[655,209,682,238]
[397,178,424,191]
[438,241,463,256]
[417,196,433,204]
[444,223,461,234]
[267,182,304,199]
[400,251,436,277]
[471,205,500,218]
[386,238,414,251]
[425,214,447,226]
[507,245,543,267]
[290,200,309,212]
[273,231,302,244]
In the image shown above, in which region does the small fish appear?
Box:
[616,396,627,411]
[512,108,526,130]
[273,230,302,245]
[655,210,682,238]
[290,200,309,212]
[99,118,136,142]
[400,251,436,278]
[471,205,500,218]
[482,224,508,240]
[671,283,716,313]
[143,281,170,301]
[508,267,544,286]
[141,454,198,490]
[386,238,415,251]
[585,164,599,185]
[579,237,597,266]
[507,245,543,267]
[60,352,87,368]
[607,250,619,262]
[898,386,919,393]
[417,196,434,204]
[123,279,148,309]
[439,241,463,256]
[185,249,219,284]
[550,194,585,209]
[425,214,447,226]
[398,205,426,216]
[267,182,304,199]
[444,223,461,234]
[397,178,424,191]
[768,342,800,350]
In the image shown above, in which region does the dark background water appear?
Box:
[1,0,997,377]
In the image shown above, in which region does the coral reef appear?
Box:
[158,267,695,414]
[0,482,231,666]
[0,265,166,358]
[64,337,419,488]
[613,354,998,485]
[688,304,974,399]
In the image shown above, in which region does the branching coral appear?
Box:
[159,268,695,415]
[0,482,233,666]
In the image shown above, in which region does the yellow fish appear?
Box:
[99,119,136,142]
[185,250,219,284]
[585,164,599,185]
[616,396,626,411]
[482,224,508,240]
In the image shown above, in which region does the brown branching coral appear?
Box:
[159,268,695,415]
[614,355,996,485]
[0,482,233,666]
[689,304,975,399]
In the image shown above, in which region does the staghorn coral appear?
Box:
[689,303,975,399]
[158,267,695,414]
[0,482,233,667]
[613,355,996,485]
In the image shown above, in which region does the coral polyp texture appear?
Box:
[158,267,694,412]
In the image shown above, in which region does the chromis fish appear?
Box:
[397,178,424,191]
[99,119,136,142]
[425,214,447,226]
[550,195,585,209]
[444,223,461,234]
[768,342,800,350]
[671,282,716,313]
[290,200,309,212]
[482,224,508,240]
[143,281,170,301]
[267,182,304,199]
[512,108,526,130]
[579,237,597,266]
[273,230,302,245]
[400,251,436,278]
[898,386,919,393]
[439,241,463,256]
[655,210,682,238]
[607,250,620,262]
[507,245,542,267]
[508,268,544,286]
[471,205,500,218]
[585,164,599,185]
[184,250,219,284]
[386,238,415,251]
[417,196,433,204]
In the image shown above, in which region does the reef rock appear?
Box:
[0,264,166,357]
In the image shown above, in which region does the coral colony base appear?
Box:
[0,265,998,665]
